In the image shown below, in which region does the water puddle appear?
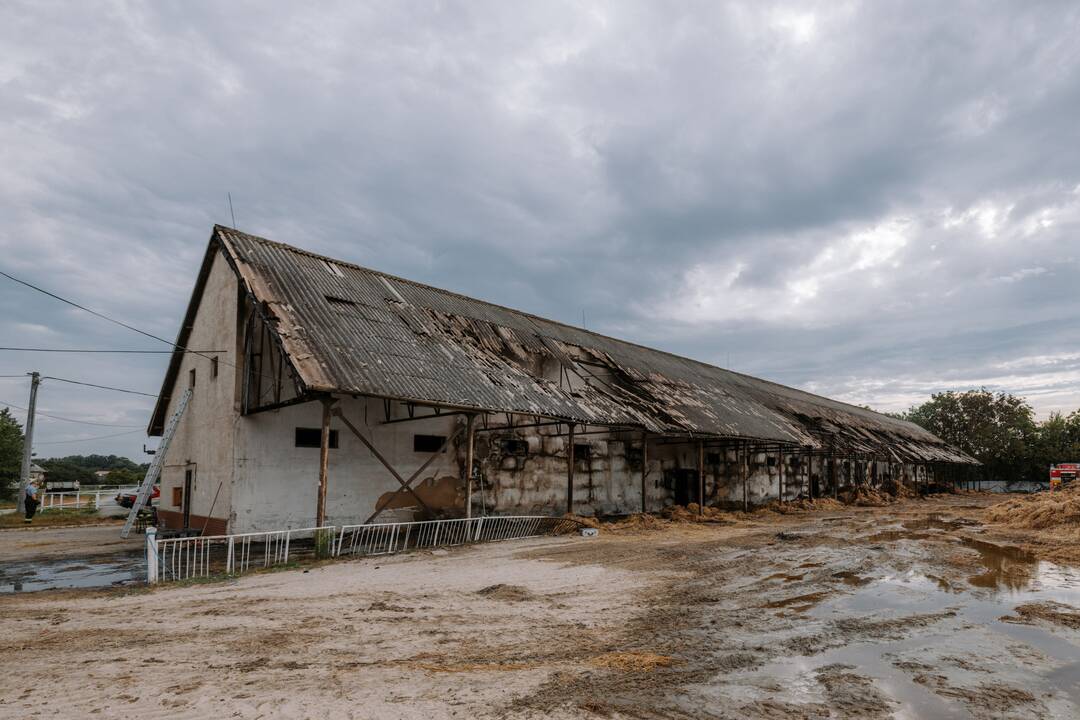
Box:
[903,515,978,532]
[0,552,144,592]
[961,538,1039,591]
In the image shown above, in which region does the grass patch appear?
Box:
[0,507,120,530]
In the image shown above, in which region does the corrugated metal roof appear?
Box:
[164,226,974,463]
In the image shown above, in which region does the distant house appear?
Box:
[29,464,46,483]
[94,470,111,480]
[147,226,978,535]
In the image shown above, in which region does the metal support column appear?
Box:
[640,432,648,514]
[465,414,476,519]
[566,423,576,515]
[697,440,705,516]
[778,445,784,504]
[742,441,748,512]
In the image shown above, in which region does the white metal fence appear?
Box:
[145,516,585,584]
[38,486,140,512]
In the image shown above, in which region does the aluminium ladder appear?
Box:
[120,387,192,538]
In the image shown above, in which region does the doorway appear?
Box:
[182,466,195,528]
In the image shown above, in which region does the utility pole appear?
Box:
[16,372,40,514]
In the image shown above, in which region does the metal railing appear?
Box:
[39,486,140,512]
[146,516,585,584]
[336,515,582,557]
[150,526,336,582]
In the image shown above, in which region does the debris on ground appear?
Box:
[661,504,739,523]
[475,584,537,602]
[1001,601,1080,629]
[589,651,674,672]
[984,483,1080,530]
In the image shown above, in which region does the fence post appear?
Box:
[226,536,235,574]
[145,526,159,584]
[76,489,81,507]
[95,490,101,510]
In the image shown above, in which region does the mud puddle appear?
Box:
[0,551,144,592]
[756,558,1080,717]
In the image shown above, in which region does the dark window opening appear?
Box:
[501,438,529,456]
[625,447,643,470]
[574,444,592,461]
[210,356,219,379]
[295,427,339,449]
[189,368,196,387]
[413,434,447,453]
[766,456,777,467]
[706,452,722,465]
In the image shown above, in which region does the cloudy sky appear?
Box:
[2,1,1079,461]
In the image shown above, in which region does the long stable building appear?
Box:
[148,226,976,534]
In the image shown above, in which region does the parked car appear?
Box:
[116,485,159,509]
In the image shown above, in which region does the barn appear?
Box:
[148,226,976,534]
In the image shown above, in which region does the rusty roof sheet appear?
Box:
[191,226,973,463]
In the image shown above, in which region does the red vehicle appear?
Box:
[1049,463,1078,491]
[116,485,160,509]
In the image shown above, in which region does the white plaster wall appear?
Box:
[158,250,240,530]
[231,396,462,532]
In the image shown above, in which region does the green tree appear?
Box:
[0,408,24,500]
[905,389,1037,484]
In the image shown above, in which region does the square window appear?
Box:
[413,434,447,453]
[501,438,529,456]
[574,443,592,461]
[172,487,183,507]
[706,452,722,465]
[295,427,339,449]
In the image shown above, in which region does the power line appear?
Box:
[34,429,145,445]
[0,400,143,428]
[0,269,184,350]
[42,376,158,398]
[0,347,224,354]
[0,269,275,386]
[0,374,29,378]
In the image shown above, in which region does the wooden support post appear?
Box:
[807,451,813,500]
[567,424,576,515]
[465,414,475,519]
[641,432,648,514]
[316,398,334,527]
[698,440,705,516]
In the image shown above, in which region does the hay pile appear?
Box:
[661,503,737,523]
[564,513,601,529]
[765,497,845,513]
[847,486,896,507]
[602,513,671,533]
[984,485,1080,530]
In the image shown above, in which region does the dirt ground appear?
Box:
[3,494,1080,719]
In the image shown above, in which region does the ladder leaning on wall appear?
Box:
[120,387,193,539]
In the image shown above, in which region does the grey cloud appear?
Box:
[2,0,1080,458]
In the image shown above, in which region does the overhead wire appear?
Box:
[0,268,283,387]
[0,347,221,354]
[34,429,145,445]
[41,376,158,398]
[0,400,144,428]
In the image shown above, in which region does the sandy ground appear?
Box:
[3,494,1080,719]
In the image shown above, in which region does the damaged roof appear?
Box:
[151,225,976,464]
